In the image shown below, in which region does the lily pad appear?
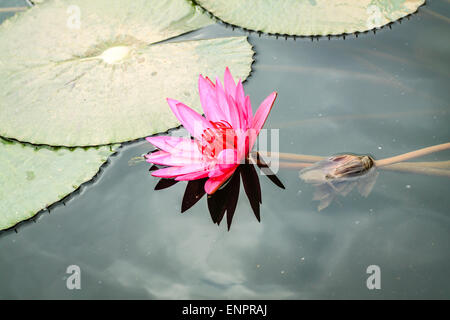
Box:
[0,0,253,146]
[0,138,117,231]
[195,0,425,36]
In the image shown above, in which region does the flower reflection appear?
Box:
[149,153,284,230]
[299,154,379,211]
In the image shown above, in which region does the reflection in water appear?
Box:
[299,154,379,211]
[150,154,285,230]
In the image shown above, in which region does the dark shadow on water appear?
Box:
[151,153,285,230]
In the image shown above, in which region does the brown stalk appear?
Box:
[375,143,450,167]
[256,143,450,178]
[277,161,450,178]
[0,7,27,13]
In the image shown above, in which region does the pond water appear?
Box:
[0,1,449,299]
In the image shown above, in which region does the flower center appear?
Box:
[100,46,131,64]
[197,121,237,159]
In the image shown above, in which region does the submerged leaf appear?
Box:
[195,0,425,36]
[0,138,117,231]
[0,0,253,146]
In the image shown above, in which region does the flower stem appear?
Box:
[0,7,27,13]
[258,142,450,167]
[256,143,450,178]
[277,161,450,178]
[380,163,450,177]
[374,143,450,167]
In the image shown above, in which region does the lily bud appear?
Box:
[300,154,375,183]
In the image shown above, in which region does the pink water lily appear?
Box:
[145,67,277,194]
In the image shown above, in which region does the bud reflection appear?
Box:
[299,154,378,211]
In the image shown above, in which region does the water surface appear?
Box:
[0,0,449,299]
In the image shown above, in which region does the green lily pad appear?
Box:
[0,138,117,231]
[0,0,254,146]
[195,0,425,36]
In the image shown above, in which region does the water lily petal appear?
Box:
[205,76,215,87]
[252,92,277,134]
[217,148,238,165]
[166,98,184,124]
[244,95,253,129]
[175,171,210,181]
[204,168,236,194]
[208,149,238,177]
[146,136,203,159]
[208,164,237,178]
[225,93,243,130]
[235,80,249,127]
[215,78,233,124]
[151,163,209,179]
[146,153,203,166]
[235,129,256,158]
[224,67,237,99]
[199,75,227,122]
[145,150,169,162]
[167,99,213,140]
[146,136,188,152]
